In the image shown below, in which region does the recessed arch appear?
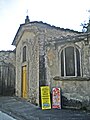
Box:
[59,44,81,77]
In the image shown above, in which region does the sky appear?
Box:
[0,0,90,51]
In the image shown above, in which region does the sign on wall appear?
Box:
[41,86,51,110]
[52,88,61,109]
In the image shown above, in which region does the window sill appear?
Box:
[53,76,90,81]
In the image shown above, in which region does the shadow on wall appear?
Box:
[61,95,90,110]
[0,62,15,96]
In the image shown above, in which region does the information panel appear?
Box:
[52,88,61,109]
[41,86,51,110]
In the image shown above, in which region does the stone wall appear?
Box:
[0,50,16,96]
[15,30,39,105]
[0,50,16,66]
[45,35,90,110]
[52,79,90,110]
[14,21,90,107]
[34,22,80,86]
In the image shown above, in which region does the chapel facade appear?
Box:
[12,16,90,109]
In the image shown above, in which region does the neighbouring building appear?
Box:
[0,50,15,96]
[12,16,90,110]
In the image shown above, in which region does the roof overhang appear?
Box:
[46,32,90,46]
[12,23,32,46]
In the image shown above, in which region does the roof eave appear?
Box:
[12,24,23,46]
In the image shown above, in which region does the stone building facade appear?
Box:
[46,33,90,110]
[12,16,90,109]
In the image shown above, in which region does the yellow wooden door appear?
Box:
[22,66,27,99]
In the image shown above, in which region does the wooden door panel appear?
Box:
[22,66,27,98]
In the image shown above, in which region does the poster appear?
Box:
[52,88,61,109]
[41,86,51,110]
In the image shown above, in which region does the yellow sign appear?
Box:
[41,86,51,110]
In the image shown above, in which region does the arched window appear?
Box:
[23,46,26,62]
[61,46,80,77]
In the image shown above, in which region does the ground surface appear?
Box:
[0,97,90,120]
[0,111,16,120]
